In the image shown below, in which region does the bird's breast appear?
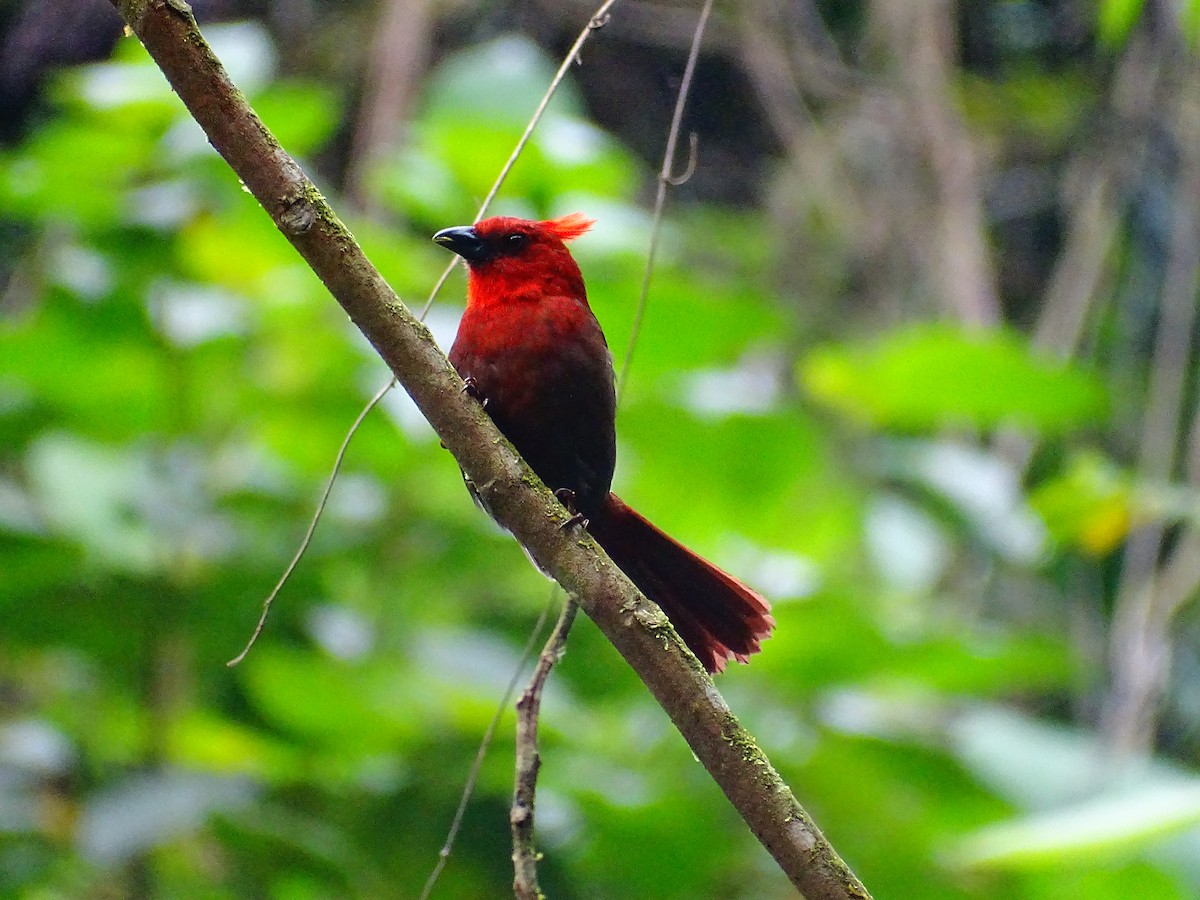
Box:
[448,296,617,509]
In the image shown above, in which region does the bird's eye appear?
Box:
[507,233,527,249]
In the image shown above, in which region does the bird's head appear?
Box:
[433,213,595,307]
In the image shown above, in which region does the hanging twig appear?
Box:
[617,0,713,400]
[226,376,395,666]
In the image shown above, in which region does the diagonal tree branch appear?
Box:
[107,2,871,897]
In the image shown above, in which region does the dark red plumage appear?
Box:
[435,213,773,673]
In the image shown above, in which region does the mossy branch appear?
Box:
[106,2,871,897]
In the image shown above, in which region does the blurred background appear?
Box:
[2,0,1200,896]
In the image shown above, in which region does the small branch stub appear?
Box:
[511,599,577,899]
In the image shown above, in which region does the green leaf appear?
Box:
[800,325,1106,433]
[240,646,421,748]
[948,783,1200,870]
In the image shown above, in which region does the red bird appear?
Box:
[434,213,773,673]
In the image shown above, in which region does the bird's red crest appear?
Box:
[540,212,594,243]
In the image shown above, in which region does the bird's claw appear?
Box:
[554,488,588,530]
[461,375,488,408]
[559,512,589,531]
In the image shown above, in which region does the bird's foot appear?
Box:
[461,375,488,408]
[554,488,589,531]
[560,512,589,530]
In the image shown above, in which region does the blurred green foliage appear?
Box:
[801,324,1107,432]
[1,17,1199,900]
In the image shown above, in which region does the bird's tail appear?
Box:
[588,494,773,673]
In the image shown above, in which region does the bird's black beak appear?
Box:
[433,225,489,262]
